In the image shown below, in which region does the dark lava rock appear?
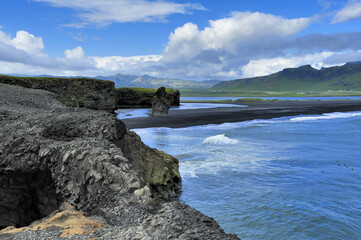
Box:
[151,87,171,117]
[0,83,239,239]
[116,87,180,107]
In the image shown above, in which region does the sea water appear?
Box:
[116,102,245,119]
[133,111,361,240]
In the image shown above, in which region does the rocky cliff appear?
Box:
[0,83,238,239]
[0,75,117,111]
[116,87,180,107]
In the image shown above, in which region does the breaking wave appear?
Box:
[202,134,239,145]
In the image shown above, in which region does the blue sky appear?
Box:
[1,0,361,80]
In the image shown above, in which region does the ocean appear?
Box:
[120,101,361,239]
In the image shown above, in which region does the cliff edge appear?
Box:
[0,75,117,111]
[0,83,238,239]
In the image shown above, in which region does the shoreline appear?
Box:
[122,100,361,129]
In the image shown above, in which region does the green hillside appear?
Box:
[97,73,221,89]
[212,62,361,92]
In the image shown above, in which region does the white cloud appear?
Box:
[241,52,334,78]
[33,0,205,27]
[332,0,361,23]
[91,55,162,76]
[163,12,312,62]
[65,46,85,59]
[156,11,313,79]
[10,31,44,54]
[324,50,361,65]
[0,30,96,75]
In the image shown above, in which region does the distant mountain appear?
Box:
[212,62,361,91]
[96,73,222,89]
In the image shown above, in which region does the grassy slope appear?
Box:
[212,64,361,92]
[180,63,361,97]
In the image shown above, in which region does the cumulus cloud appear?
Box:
[332,0,361,23]
[154,11,315,79]
[163,12,311,62]
[33,0,205,27]
[10,31,44,54]
[0,30,96,75]
[65,46,86,59]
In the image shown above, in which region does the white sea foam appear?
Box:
[290,112,361,122]
[202,134,239,145]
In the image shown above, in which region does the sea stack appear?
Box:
[151,87,170,117]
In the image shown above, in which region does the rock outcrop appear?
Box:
[0,75,117,112]
[0,83,238,239]
[116,87,180,107]
[151,87,171,117]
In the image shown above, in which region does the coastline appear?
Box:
[123,100,361,129]
[0,83,239,239]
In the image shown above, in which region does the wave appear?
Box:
[290,112,361,122]
[202,134,239,145]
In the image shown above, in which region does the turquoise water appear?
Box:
[134,112,361,239]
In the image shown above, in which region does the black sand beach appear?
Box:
[123,100,361,129]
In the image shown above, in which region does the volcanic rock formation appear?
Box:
[0,83,238,239]
[151,87,171,117]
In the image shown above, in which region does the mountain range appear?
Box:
[212,62,361,92]
[96,73,221,89]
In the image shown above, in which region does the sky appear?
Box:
[1,0,361,80]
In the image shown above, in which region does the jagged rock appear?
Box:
[0,83,239,239]
[0,83,179,228]
[151,87,171,117]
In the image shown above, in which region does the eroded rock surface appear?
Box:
[152,87,171,117]
[0,83,239,239]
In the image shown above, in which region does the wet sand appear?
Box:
[122,100,361,129]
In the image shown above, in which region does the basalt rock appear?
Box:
[116,87,180,107]
[151,87,171,117]
[0,83,239,239]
